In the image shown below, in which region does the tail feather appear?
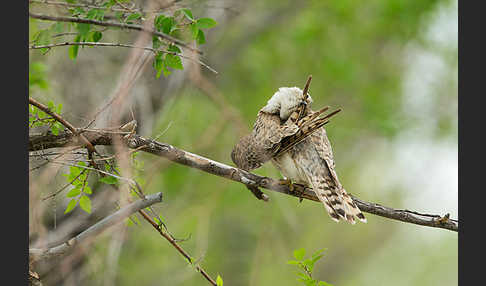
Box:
[310,177,366,224]
[341,192,367,223]
[309,177,342,223]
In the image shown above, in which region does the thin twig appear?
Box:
[42,169,87,201]
[28,12,201,54]
[29,0,178,13]
[137,209,217,285]
[29,41,217,74]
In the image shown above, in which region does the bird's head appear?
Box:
[260,87,313,120]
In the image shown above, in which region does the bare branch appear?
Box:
[28,12,202,54]
[29,130,459,232]
[138,209,218,285]
[29,192,163,262]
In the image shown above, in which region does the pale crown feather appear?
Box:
[260,87,313,120]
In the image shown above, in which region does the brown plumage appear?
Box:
[231,84,366,224]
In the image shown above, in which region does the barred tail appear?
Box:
[341,191,367,223]
[310,177,366,224]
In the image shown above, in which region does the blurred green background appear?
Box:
[29,0,457,285]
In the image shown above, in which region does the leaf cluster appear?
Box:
[287,248,333,286]
[30,0,218,78]
[29,99,65,135]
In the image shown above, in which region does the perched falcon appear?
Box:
[231,86,366,224]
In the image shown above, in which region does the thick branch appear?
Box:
[29,192,163,262]
[28,12,201,54]
[29,131,458,232]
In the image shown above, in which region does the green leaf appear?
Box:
[154,14,166,31]
[189,23,199,39]
[216,275,223,286]
[153,52,164,78]
[125,217,134,226]
[57,103,63,113]
[51,123,60,135]
[165,54,183,70]
[318,281,333,286]
[126,13,142,23]
[73,7,85,16]
[311,254,324,265]
[303,258,315,272]
[168,44,181,53]
[196,29,205,45]
[196,18,218,29]
[79,195,92,213]
[69,166,81,177]
[91,31,102,42]
[103,0,116,9]
[99,176,118,185]
[83,186,92,195]
[86,8,98,20]
[293,248,306,261]
[37,110,46,119]
[47,100,55,111]
[85,8,105,21]
[66,187,81,198]
[161,59,171,77]
[69,36,80,60]
[286,260,300,265]
[76,23,91,38]
[311,248,326,259]
[180,9,194,21]
[304,279,317,286]
[161,17,175,34]
[152,36,162,49]
[64,199,78,214]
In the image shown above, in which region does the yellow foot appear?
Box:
[278,178,306,203]
[278,178,295,192]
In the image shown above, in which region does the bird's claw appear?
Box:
[278,179,306,203]
[278,178,294,192]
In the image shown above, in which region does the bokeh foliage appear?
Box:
[29,0,457,285]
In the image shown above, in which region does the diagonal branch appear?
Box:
[28,12,201,55]
[29,97,97,154]
[29,130,458,232]
[29,192,163,262]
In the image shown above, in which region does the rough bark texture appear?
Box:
[29,130,458,232]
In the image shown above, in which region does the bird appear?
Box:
[231,84,366,224]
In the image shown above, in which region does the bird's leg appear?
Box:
[278,177,295,193]
[278,178,306,203]
[292,183,307,203]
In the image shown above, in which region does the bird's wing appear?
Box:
[273,107,340,157]
[253,111,301,151]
